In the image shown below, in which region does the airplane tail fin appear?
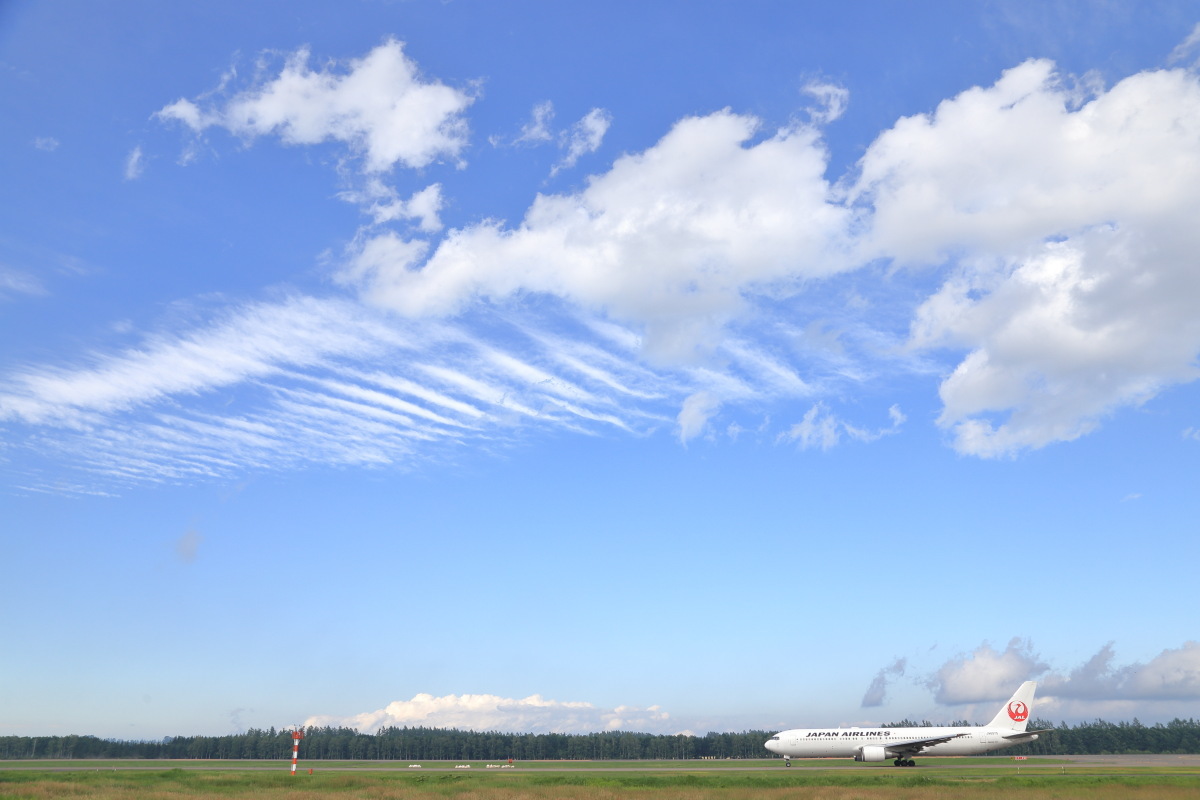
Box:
[987,681,1037,731]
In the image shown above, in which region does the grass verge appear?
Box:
[3,767,1200,799]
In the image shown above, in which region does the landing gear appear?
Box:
[892,759,916,767]
[784,758,791,767]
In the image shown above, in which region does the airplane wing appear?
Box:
[887,733,968,757]
[1002,729,1052,742]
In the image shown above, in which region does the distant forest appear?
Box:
[3,718,1199,760]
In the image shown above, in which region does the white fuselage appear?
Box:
[765,726,1021,759]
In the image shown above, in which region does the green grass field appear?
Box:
[3,759,1200,799]
[0,757,1075,771]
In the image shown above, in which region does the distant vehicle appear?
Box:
[765,681,1047,767]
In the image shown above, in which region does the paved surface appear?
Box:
[1052,754,1200,767]
[3,755,1199,771]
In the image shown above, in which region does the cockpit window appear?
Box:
[769,735,780,740]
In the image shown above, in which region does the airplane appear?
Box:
[764,681,1047,767]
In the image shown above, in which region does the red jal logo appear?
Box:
[1008,701,1029,722]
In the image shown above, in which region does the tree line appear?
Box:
[2,718,1198,761]
[0,727,769,761]
[1013,718,1200,756]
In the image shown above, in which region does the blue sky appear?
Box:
[3,0,1200,740]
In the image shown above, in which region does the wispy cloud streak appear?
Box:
[2,295,840,492]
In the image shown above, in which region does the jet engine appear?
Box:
[853,745,889,762]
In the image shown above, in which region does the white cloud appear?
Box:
[343,180,445,230]
[402,184,444,232]
[33,136,59,152]
[155,39,473,173]
[504,102,610,175]
[902,640,1200,723]
[0,266,47,300]
[124,145,144,180]
[1,284,860,490]
[854,60,1200,456]
[0,295,395,427]
[343,109,852,364]
[843,403,906,443]
[28,44,1200,485]
[515,101,555,144]
[778,403,840,450]
[862,658,906,708]
[551,107,612,175]
[1043,641,1200,701]
[1169,22,1200,65]
[0,295,654,486]
[801,80,849,124]
[304,692,676,735]
[778,402,903,450]
[677,390,720,444]
[929,639,1048,704]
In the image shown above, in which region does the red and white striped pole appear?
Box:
[289,728,304,776]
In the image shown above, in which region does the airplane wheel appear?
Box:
[893,759,901,766]
[784,760,791,768]
[906,760,916,767]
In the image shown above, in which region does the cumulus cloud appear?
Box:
[904,640,1200,722]
[343,109,851,364]
[304,692,676,735]
[399,184,444,232]
[16,42,1200,491]
[33,136,59,152]
[929,639,1048,704]
[1044,641,1200,701]
[155,38,473,173]
[854,59,1200,456]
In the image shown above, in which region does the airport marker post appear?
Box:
[289,728,304,776]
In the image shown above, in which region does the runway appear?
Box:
[3,754,1200,772]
